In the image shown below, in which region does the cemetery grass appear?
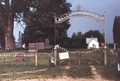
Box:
[0,49,119,80]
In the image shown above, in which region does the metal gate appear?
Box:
[58,47,117,66]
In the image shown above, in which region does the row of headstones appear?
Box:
[28,39,53,51]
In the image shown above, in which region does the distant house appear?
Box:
[86,36,99,49]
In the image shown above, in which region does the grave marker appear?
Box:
[45,39,50,46]
[45,39,53,49]
[28,43,36,53]
[36,42,44,50]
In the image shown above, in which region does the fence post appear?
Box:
[104,48,107,65]
[48,54,50,68]
[35,50,38,66]
[79,52,81,65]
[54,46,57,65]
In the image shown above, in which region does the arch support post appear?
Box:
[54,15,57,66]
[104,12,106,47]
[103,12,107,66]
[104,48,107,65]
[54,46,57,65]
[54,15,56,46]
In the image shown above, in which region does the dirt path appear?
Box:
[0,69,48,76]
[90,65,103,81]
[15,76,115,81]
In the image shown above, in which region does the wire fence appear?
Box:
[0,54,35,66]
[58,47,118,66]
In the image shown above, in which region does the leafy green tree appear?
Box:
[113,16,120,44]
[71,31,83,48]
[22,0,71,47]
[71,32,77,47]
[0,0,33,50]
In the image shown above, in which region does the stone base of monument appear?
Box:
[28,50,37,55]
[28,50,36,53]
[28,43,37,54]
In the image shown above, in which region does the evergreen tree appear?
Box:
[113,16,120,44]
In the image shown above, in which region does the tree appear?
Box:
[113,16,120,44]
[22,0,71,47]
[0,0,32,50]
[0,26,5,48]
[71,31,83,48]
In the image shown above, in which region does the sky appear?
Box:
[13,0,120,44]
[66,0,120,43]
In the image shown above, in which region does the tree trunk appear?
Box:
[5,13,16,50]
[5,32,15,50]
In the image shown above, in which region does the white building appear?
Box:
[86,36,99,49]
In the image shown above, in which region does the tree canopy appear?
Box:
[113,16,120,44]
[71,31,83,48]
[22,0,71,47]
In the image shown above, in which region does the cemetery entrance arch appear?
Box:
[54,9,106,46]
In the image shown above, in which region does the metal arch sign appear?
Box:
[54,10,105,24]
[53,8,107,66]
[54,9,106,48]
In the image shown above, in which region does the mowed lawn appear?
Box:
[0,49,119,81]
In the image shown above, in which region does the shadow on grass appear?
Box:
[0,64,47,74]
[30,64,94,79]
[95,65,120,80]
[67,65,94,78]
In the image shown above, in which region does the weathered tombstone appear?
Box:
[28,43,36,53]
[45,39,50,46]
[36,42,44,50]
[45,39,53,49]
[28,43,38,66]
